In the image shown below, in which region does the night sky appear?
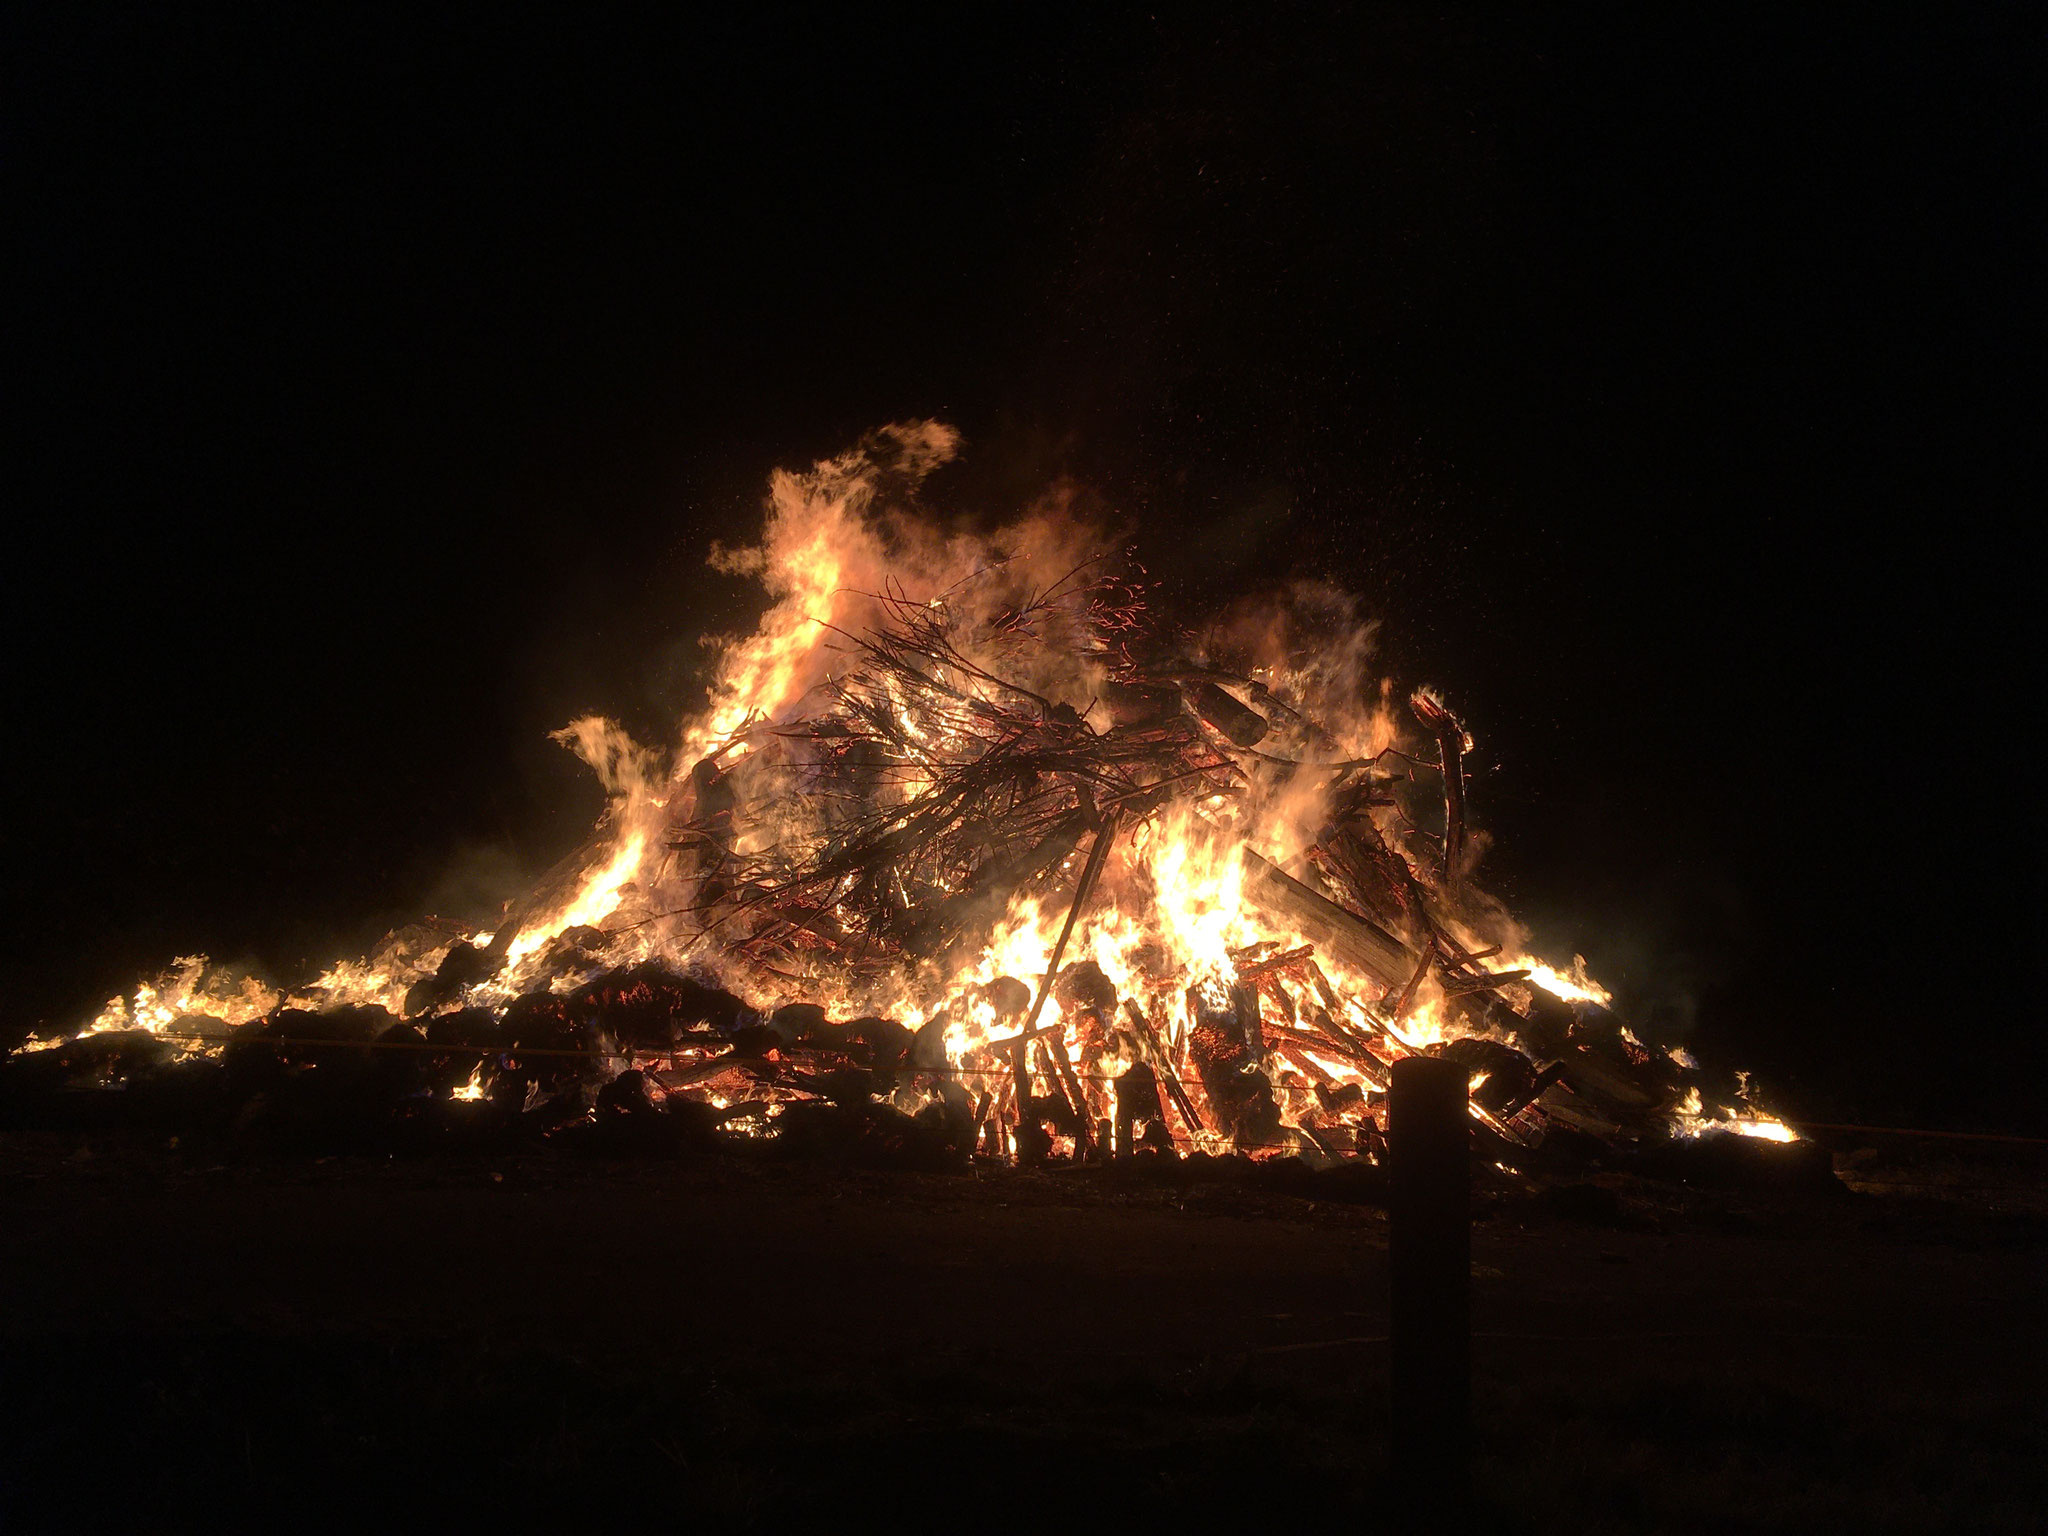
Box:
[9,7,2041,1129]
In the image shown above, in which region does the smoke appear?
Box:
[415,841,535,931]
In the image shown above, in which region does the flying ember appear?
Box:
[18,423,1793,1160]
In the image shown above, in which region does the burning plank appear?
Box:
[1237,847,1417,991]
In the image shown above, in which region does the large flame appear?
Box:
[24,422,1787,1156]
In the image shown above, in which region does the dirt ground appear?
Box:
[4,1134,2045,1533]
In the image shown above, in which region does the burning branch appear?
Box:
[1410,687,1469,889]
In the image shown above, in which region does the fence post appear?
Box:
[1388,1053,1471,1508]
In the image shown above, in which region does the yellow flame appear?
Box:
[505,832,647,966]
[1673,1087,1799,1143]
[1513,956,1614,1009]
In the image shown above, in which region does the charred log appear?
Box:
[1054,959,1119,1022]
[1186,982,1281,1151]
[404,940,501,1017]
[1432,1036,1538,1120]
[1410,688,1469,886]
[979,976,1032,1022]
[569,964,744,1048]
[1113,1062,1173,1156]
[1181,679,1270,747]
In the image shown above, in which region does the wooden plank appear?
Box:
[1238,847,1416,989]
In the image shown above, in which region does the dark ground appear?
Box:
[5,1135,2045,1532]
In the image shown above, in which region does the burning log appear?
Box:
[1180,679,1270,747]
[475,826,630,975]
[769,1096,964,1171]
[420,1006,500,1100]
[1121,999,1202,1135]
[1270,1038,1336,1088]
[1315,1079,1369,1119]
[1550,1044,1679,1123]
[1022,813,1120,1030]
[1185,978,1282,1151]
[1261,1019,1383,1076]
[1493,1060,1566,1127]
[1235,944,1317,984]
[1389,945,1435,1025]
[1438,968,1530,995]
[222,1009,373,1102]
[1312,789,1437,935]
[1015,1090,1080,1163]
[656,1051,775,1093]
[1433,1037,1540,1121]
[1100,680,1179,727]
[990,810,1121,1163]
[758,1002,833,1050]
[1238,847,1416,989]
[909,1014,950,1072]
[903,811,1092,964]
[1308,1003,1388,1069]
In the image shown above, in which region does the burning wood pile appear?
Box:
[5,423,1807,1183]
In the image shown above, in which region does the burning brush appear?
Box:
[7,423,1801,1171]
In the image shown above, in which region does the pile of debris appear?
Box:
[5,425,1820,1193]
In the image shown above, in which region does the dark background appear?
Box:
[7,6,2040,1128]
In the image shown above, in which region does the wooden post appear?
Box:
[1388,1054,1470,1508]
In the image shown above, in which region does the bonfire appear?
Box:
[9,422,1796,1169]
